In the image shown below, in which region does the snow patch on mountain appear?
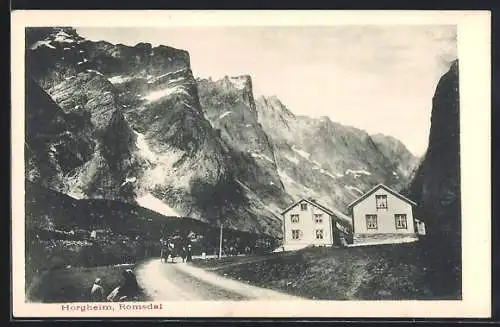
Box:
[291,146,311,160]
[250,152,274,164]
[346,185,364,195]
[53,31,76,43]
[77,58,89,65]
[30,40,56,50]
[86,69,104,76]
[108,75,131,84]
[121,176,137,187]
[283,155,299,165]
[228,76,248,90]
[136,193,180,217]
[134,131,157,163]
[147,69,188,84]
[219,111,232,119]
[320,169,338,180]
[66,189,85,200]
[345,169,372,177]
[133,131,186,188]
[141,85,188,102]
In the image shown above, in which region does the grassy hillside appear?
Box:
[25,181,278,292]
[192,243,454,300]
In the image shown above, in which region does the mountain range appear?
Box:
[25,27,422,237]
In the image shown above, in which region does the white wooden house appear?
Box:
[414,218,426,236]
[347,183,419,246]
[281,198,351,251]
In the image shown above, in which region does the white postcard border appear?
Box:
[11,10,491,318]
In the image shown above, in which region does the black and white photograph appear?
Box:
[11,10,491,318]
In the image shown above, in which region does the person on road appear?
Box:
[186,244,193,262]
[90,278,105,302]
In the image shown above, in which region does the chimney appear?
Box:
[308,197,316,203]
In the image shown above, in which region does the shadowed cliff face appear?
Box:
[407,59,460,297]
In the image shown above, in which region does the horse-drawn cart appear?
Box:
[160,236,187,263]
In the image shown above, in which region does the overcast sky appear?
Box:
[76,26,457,156]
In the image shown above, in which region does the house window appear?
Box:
[291,214,299,223]
[300,203,308,211]
[395,214,408,229]
[365,214,378,230]
[315,229,324,239]
[292,229,301,240]
[314,214,323,223]
[375,195,388,209]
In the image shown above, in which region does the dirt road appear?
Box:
[136,259,304,301]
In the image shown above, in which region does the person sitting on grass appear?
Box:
[90,278,105,302]
[107,269,140,302]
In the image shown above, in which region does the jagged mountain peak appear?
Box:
[450,58,459,73]
[255,96,296,136]
[27,27,86,50]
[210,74,254,94]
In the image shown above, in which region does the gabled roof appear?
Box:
[281,198,352,226]
[347,183,417,208]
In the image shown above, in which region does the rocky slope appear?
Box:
[25,27,281,235]
[406,60,461,296]
[254,95,419,212]
[371,133,421,178]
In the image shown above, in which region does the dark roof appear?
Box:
[281,198,352,226]
[347,183,417,208]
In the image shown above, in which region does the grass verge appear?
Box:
[27,264,150,303]
[192,243,452,300]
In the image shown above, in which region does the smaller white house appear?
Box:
[347,183,419,246]
[281,198,351,251]
[414,218,426,236]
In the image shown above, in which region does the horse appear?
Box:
[160,245,170,263]
[161,242,182,263]
[160,237,189,263]
[179,246,187,263]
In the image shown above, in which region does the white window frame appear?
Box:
[365,214,378,230]
[395,214,408,230]
[291,214,299,223]
[292,229,301,240]
[375,194,388,210]
[314,214,323,224]
[300,203,308,211]
[315,229,324,240]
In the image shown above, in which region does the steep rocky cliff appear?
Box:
[25,27,281,235]
[406,59,460,297]
[197,76,294,222]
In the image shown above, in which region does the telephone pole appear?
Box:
[219,222,223,259]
